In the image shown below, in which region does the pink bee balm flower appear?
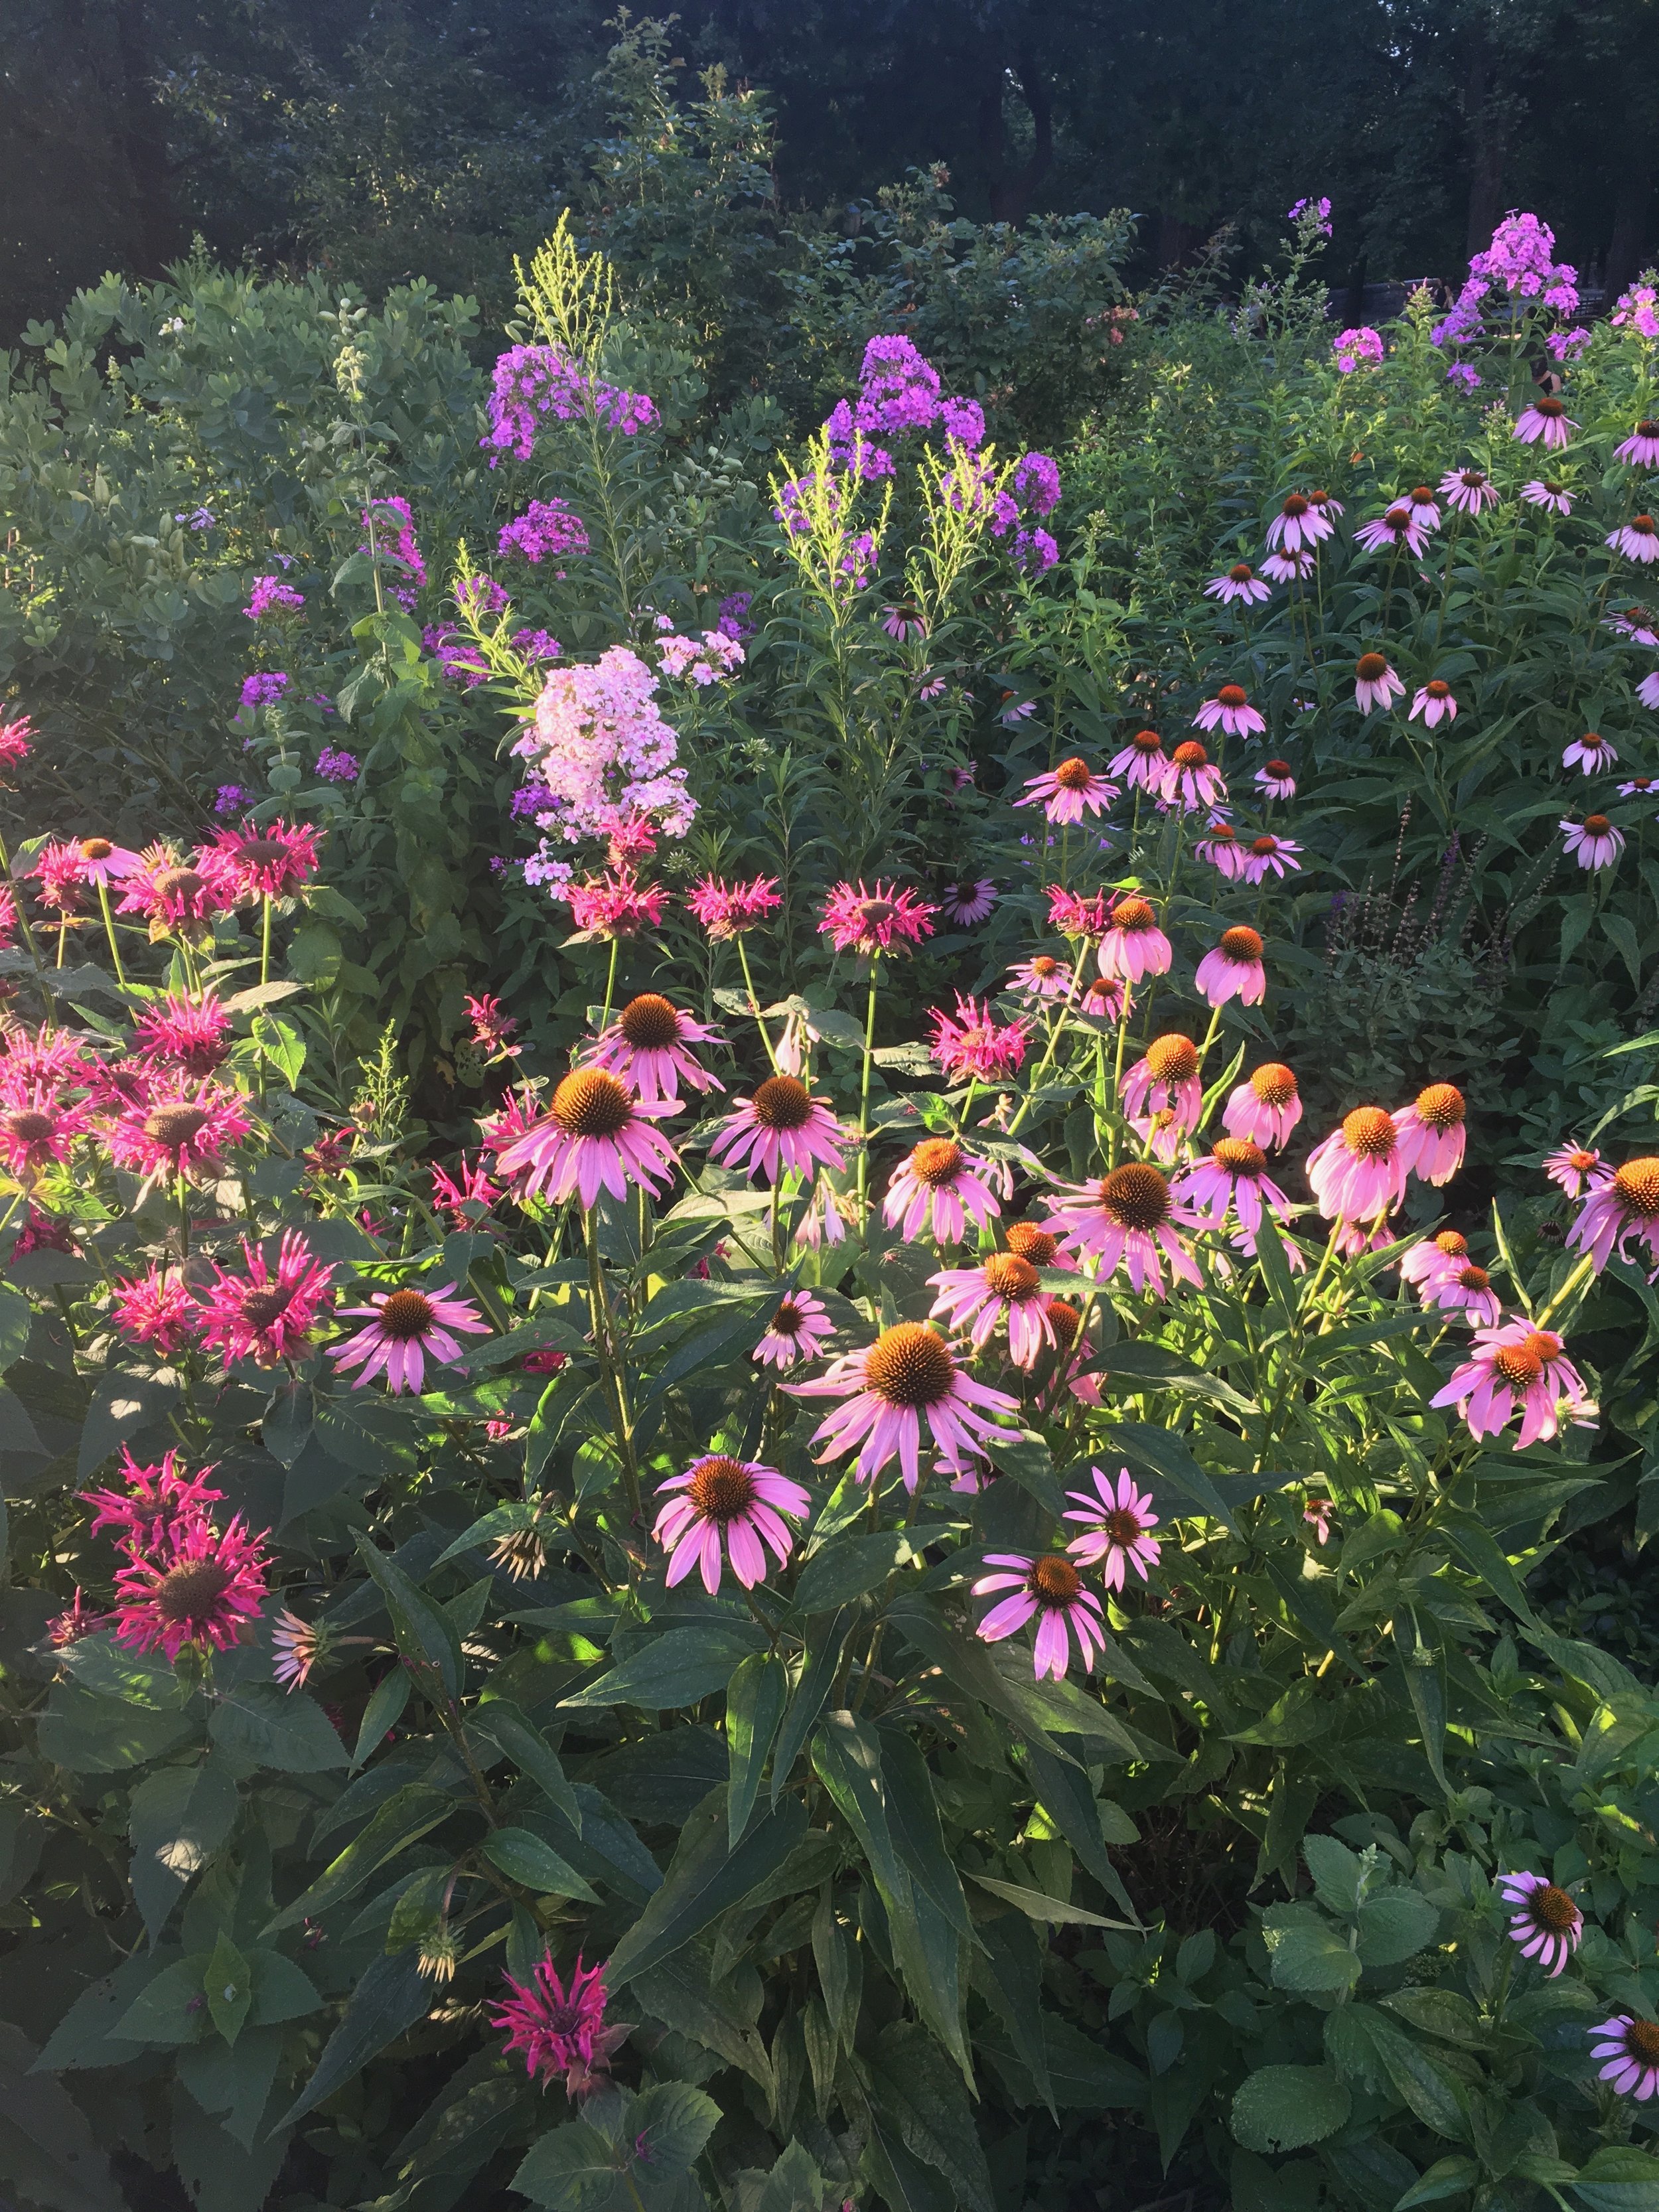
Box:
[495,1069,678,1207]
[131,992,234,1078]
[1195,924,1267,1009]
[1194,824,1246,877]
[1411,680,1459,728]
[1432,1323,1592,1448]
[1306,1105,1408,1221]
[1017,756,1118,822]
[1590,2017,1659,2102]
[0,712,33,774]
[787,1322,1019,1490]
[754,1290,835,1370]
[1609,514,1659,564]
[1097,895,1172,983]
[684,873,781,940]
[1192,688,1264,742]
[106,1082,254,1185]
[1394,1082,1467,1185]
[1240,832,1303,884]
[1108,728,1169,789]
[1223,1061,1302,1150]
[1121,1033,1202,1136]
[66,836,144,888]
[491,1954,628,2097]
[1266,492,1333,554]
[930,994,1029,1083]
[109,1266,199,1357]
[208,820,323,901]
[1565,1155,1659,1274]
[330,1281,490,1394]
[466,994,520,1059]
[1544,1143,1610,1199]
[1354,505,1430,558]
[818,879,937,958]
[883,1136,1001,1244]
[928,1251,1056,1368]
[1204,563,1271,605]
[81,1446,224,1552]
[652,1453,810,1593]
[1616,420,1659,469]
[1007,953,1072,999]
[0,1087,94,1183]
[48,1589,106,1647]
[431,1153,502,1223]
[1418,1260,1502,1325]
[709,1074,849,1187]
[118,850,236,932]
[1496,1870,1583,1974]
[1560,813,1624,870]
[972,1553,1106,1682]
[940,877,997,924]
[1521,479,1573,516]
[196,1230,336,1368]
[1563,731,1618,774]
[567,872,666,939]
[112,1513,271,1659]
[1354,652,1406,714]
[1047,887,1114,939]
[31,840,90,915]
[1513,396,1575,448]
[1063,1465,1161,1590]
[1043,1163,1202,1296]
[1254,759,1297,800]
[1173,1137,1296,1248]
[1400,1228,1473,1291]
[584,992,723,1102]
[1439,466,1499,516]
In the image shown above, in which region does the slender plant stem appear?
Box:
[855,959,880,1214]
[585,1209,641,1525]
[96,878,127,986]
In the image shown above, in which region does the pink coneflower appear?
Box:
[1521,479,1573,516]
[1121,1033,1202,1135]
[1616,421,1659,469]
[1240,832,1303,885]
[1609,515,1659,564]
[1260,548,1317,585]
[1306,1106,1408,1221]
[0,1087,93,1182]
[1432,1322,1591,1448]
[331,1281,490,1394]
[684,874,782,940]
[491,1954,628,2097]
[940,878,997,924]
[1195,925,1267,1009]
[1354,505,1430,557]
[1017,757,1118,822]
[818,879,937,958]
[567,873,666,938]
[118,851,236,932]
[1642,672,1659,710]
[196,1230,336,1368]
[111,1514,271,1660]
[109,1266,199,1357]
[1007,953,1072,999]
[1266,492,1332,553]
[80,1446,224,1550]
[1590,2017,1659,2102]
[1560,813,1624,870]
[1411,680,1459,729]
[106,1081,253,1185]
[882,603,926,641]
[1173,1137,1295,1247]
[883,1137,1001,1244]
[1192,688,1265,741]
[1439,466,1499,516]
[1254,759,1297,800]
[1354,652,1406,715]
[1544,1143,1610,1199]
[1514,396,1575,449]
[1400,1227,1473,1291]
[1223,1062,1302,1150]
[209,820,323,901]
[1194,824,1246,877]
[1204,562,1271,605]
[1393,1082,1467,1185]
[1063,1465,1161,1590]
[1304,1500,1334,1545]
[271,1609,342,1691]
[1565,1155,1659,1273]
[131,993,234,1078]
[1619,776,1658,798]
[584,994,723,1103]
[754,1290,834,1369]
[1108,728,1169,789]
[786,1322,1019,1489]
[1563,732,1618,774]
[1044,1163,1202,1296]
[972,1554,1106,1682]
[1079,974,1131,1025]
[652,1454,810,1592]
[1405,485,1442,532]
[65,836,144,889]
[710,1074,849,1186]
[1607,607,1659,646]
[930,994,1029,1083]
[1418,1260,1502,1325]
[1097,896,1172,983]
[1334,1215,1400,1259]
[431,1153,502,1223]
[495,1069,678,1207]
[928,1251,1055,1368]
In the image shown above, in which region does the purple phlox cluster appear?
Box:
[481,344,657,466]
[514,646,694,895]
[1333,327,1384,373]
[1547,327,1591,362]
[214,784,247,816]
[1433,212,1579,376]
[715,591,754,641]
[826,400,896,482]
[177,507,216,530]
[457,573,510,619]
[1447,362,1483,393]
[244,575,305,621]
[315,746,359,784]
[989,449,1062,573]
[1287,195,1333,238]
[423,626,489,689]
[820,334,989,479]
[362,496,426,610]
[310,692,335,714]
[498,498,590,567]
[240,672,289,709]
[657,628,745,686]
[839,532,877,593]
[512,776,554,820]
[1612,281,1659,340]
[512,628,561,662]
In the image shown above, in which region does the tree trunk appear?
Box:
[1462,27,1504,260]
[1606,151,1654,300]
[985,46,1053,226]
[110,0,176,276]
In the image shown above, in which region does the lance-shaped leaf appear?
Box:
[472,1697,582,1831]
[606,1789,807,1988]
[264,1782,457,1934]
[725,1652,788,1848]
[354,1536,464,1704]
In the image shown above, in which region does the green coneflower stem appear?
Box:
[855,958,881,1214]
[735,936,779,1071]
[96,878,128,987]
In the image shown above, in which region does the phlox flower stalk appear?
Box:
[1267,492,1333,553]
[1439,467,1499,516]
[1097,896,1172,982]
[753,1291,834,1370]
[330,1282,490,1394]
[1043,1163,1202,1297]
[1192,688,1264,741]
[514,646,694,861]
[1017,757,1118,822]
[1560,814,1624,870]
[1608,515,1659,564]
[1615,420,1659,469]
[974,1553,1107,1680]
[584,993,723,1102]
[1007,954,1072,999]
[1063,1465,1161,1590]
[490,1954,627,2097]
[106,1081,253,1185]
[109,1266,198,1357]
[1255,759,1297,800]
[1240,833,1302,883]
[1394,1082,1467,1185]
[1121,1033,1202,1135]
[111,1514,271,1659]
[1224,1061,1302,1149]
[1195,926,1267,1008]
[1513,396,1575,448]
[1590,2018,1659,2102]
[196,1230,336,1368]
[1521,480,1573,516]
[1108,729,1169,788]
[927,1252,1055,1368]
[1431,1321,1591,1449]
[1417,1260,1502,1325]
[1354,653,1406,714]
[930,994,1029,1082]
[652,1455,809,1593]
[494,1069,678,1207]
[709,1074,849,1186]
[1354,506,1430,557]
[883,1137,1001,1244]
[1544,1143,1610,1199]
[1564,1155,1659,1274]
[1306,1106,1408,1220]
[940,878,997,924]
[818,879,937,958]
[786,1322,1019,1491]
[1411,680,1459,728]
[1205,563,1271,605]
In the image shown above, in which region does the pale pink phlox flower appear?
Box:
[1439,467,1500,516]
[1521,480,1573,516]
[1431,1321,1591,1449]
[1192,688,1264,741]
[1608,516,1659,564]
[1411,681,1459,728]
[928,1253,1056,1368]
[1544,1143,1610,1199]
[1563,733,1619,774]
[1097,896,1173,983]
[753,1290,835,1369]
[1223,1063,1303,1150]
[1513,398,1576,449]
[1063,1465,1161,1591]
[584,994,724,1102]
[111,1513,271,1659]
[1204,563,1271,605]
[1306,1106,1409,1221]
[1393,1083,1467,1185]
[973,1553,1108,1682]
[82,1445,224,1552]
[494,1069,679,1207]
[818,879,937,958]
[196,1230,336,1368]
[652,1455,810,1593]
[709,1074,850,1187]
[1354,654,1406,714]
[785,1323,1019,1490]
[330,1281,491,1394]
[1560,814,1624,871]
[1194,926,1267,1009]
[1564,1157,1659,1274]
[1043,1164,1203,1297]
[883,1136,1001,1244]
[1017,757,1119,822]
[930,994,1029,1082]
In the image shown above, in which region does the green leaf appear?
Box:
[204,1930,252,2047]
[0,1287,31,1374]
[631,1950,774,2094]
[812,1712,904,1901]
[510,2120,630,2212]
[1020,1740,1141,1919]
[753,2142,828,2212]
[966,1873,1132,1928]
[128,1761,238,1940]
[1393,2156,1480,2210]
[559,1624,760,1712]
[770,1608,852,1804]
[355,1536,465,1703]
[264,1783,457,1934]
[1572,2146,1659,2212]
[275,1951,431,2128]
[247,1950,321,2026]
[794,1529,942,1613]
[726,1653,788,1848]
[628,2081,719,2177]
[1230,2065,1351,2154]
[1261,1908,1362,1994]
[1356,2009,1470,2142]
[35,1683,196,1772]
[1108,1420,1236,1531]
[607,1792,807,1988]
[867,2022,995,2212]
[1356,1887,1441,1968]
[971,1910,1054,2117]
[209,1683,346,1772]
[350,1667,411,1769]
[76,1372,180,1478]
[0,2021,125,2212]
[481,1826,599,1901]
[1303,1833,1364,1913]
[877,1727,973,1937]
[1438,1507,1538,1626]
[111,1958,208,2047]
[981,1430,1066,1516]
[474,1698,582,1830]
[175,2026,284,2153]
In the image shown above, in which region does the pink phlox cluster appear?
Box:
[1333,327,1384,373]
[361,496,426,609]
[1287,195,1333,236]
[244,575,305,620]
[1612,281,1659,340]
[657,628,745,685]
[1433,212,1579,364]
[240,672,289,709]
[498,498,590,565]
[1547,328,1591,362]
[514,648,693,894]
[481,345,657,466]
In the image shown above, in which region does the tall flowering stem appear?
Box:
[856,960,881,1216]
[585,1211,640,1526]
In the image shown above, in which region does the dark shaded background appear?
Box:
[3,0,1656,339]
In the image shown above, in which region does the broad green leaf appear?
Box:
[275,1951,432,2127]
[770,1608,852,1804]
[628,2080,719,2177]
[877,1727,974,1938]
[1572,2146,1659,2212]
[631,1949,774,2094]
[510,2120,630,2212]
[128,1761,238,1940]
[204,1929,252,2046]
[1356,1887,1441,1967]
[867,2022,995,2212]
[247,1950,321,2026]
[726,1652,788,1848]
[1393,2156,1480,2210]
[971,1909,1054,2116]
[264,1783,457,1933]
[1230,2064,1351,2154]
[1357,2009,1471,2142]
[1261,1908,1362,1994]
[753,2142,828,2212]
[559,1623,760,1712]
[472,1698,582,1831]
[793,1528,944,1613]
[350,1667,411,1769]
[1302,1833,1364,1913]
[812,1713,904,1901]
[0,2020,125,2212]
[354,1536,465,1704]
[607,1791,807,1988]
[209,1683,345,1773]
[481,1825,599,1901]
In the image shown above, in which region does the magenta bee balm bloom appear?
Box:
[818,879,937,958]
[330,1282,490,1394]
[131,992,234,1078]
[106,1081,253,1185]
[111,1513,271,1660]
[1063,1465,1161,1590]
[491,1954,628,2097]
[196,1230,336,1368]
[930,994,1029,1082]
[786,1323,1018,1491]
[109,1266,199,1357]
[973,1554,1106,1681]
[652,1454,810,1592]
